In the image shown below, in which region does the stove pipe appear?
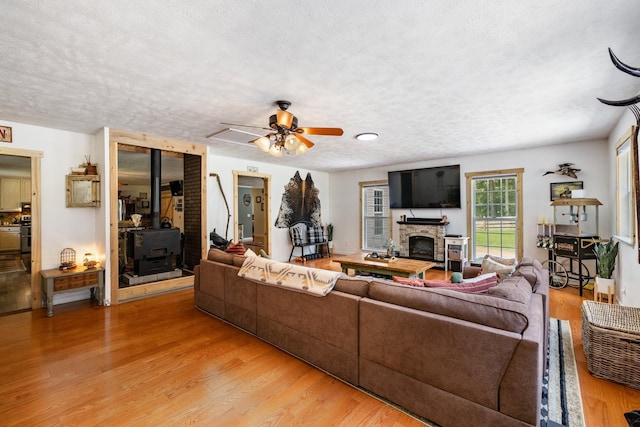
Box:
[150,148,161,229]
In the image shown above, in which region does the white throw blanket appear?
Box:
[238,256,343,296]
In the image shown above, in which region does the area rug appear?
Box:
[541,318,586,427]
[0,259,26,273]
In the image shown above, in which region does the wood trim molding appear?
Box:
[465,168,524,261]
[0,147,43,309]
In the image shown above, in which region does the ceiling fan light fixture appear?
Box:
[268,144,283,157]
[356,132,378,141]
[254,136,271,152]
[276,110,294,129]
[295,143,309,155]
[284,134,301,151]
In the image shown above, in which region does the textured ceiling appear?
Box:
[1,1,640,173]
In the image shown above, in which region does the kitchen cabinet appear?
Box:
[0,226,21,252]
[21,179,31,203]
[0,178,21,211]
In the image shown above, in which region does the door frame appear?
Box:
[0,146,42,309]
[233,170,271,255]
[108,129,208,304]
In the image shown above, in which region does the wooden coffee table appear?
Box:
[332,253,435,279]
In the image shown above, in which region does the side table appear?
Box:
[444,236,469,273]
[41,266,105,317]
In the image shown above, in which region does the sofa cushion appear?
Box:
[232,254,247,267]
[226,241,246,255]
[515,264,544,290]
[481,255,517,278]
[307,226,324,243]
[519,256,543,273]
[368,281,530,333]
[259,249,270,259]
[392,273,498,294]
[487,276,532,304]
[291,227,304,245]
[207,248,235,265]
[334,276,370,297]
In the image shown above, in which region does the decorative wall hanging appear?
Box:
[550,181,583,201]
[275,171,322,228]
[543,163,580,179]
[598,48,640,262]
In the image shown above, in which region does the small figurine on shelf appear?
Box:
[59,248,77,270]
[83,155,97,175]
[83,252,97,269]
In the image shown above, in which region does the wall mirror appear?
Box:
[66,175,100,207]
[615,126,636,245]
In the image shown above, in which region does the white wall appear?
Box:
[206,153,330,262]
[608,110,640,307]
[1,120,105,304]
[329,139,611,266]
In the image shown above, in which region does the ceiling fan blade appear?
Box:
[220,122,271,131]
[296,134,315,148]
[297,127,344,136]
[276,110,294,128]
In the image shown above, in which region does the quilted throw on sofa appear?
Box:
[238,255,343,296]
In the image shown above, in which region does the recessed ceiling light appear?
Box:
[356,133,378,141]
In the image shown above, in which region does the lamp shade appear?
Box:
[268,144,283,157]
[254,136,271,152]
[284,134,301,151]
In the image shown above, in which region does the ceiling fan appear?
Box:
[220,100,344,157]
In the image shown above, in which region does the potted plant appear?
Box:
[326,223,334,252]
[384,238,402,258]
[593,237,619,295]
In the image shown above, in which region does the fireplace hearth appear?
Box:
[409,236,435,261]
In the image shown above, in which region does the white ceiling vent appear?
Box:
[207,128,262,147]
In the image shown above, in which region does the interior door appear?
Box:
[233,171,271,255]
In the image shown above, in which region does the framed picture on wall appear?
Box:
[550,181,583,201]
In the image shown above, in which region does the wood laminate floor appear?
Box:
[0,253,31,316]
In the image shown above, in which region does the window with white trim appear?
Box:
[361,181,390,251]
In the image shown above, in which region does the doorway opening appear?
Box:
[0,148,42,315]
[233,171,271,256]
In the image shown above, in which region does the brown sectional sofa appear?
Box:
[194,249,549,427]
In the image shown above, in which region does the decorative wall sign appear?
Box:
[0,125,12,143]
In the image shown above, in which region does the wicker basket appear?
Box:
[581,300,640,389]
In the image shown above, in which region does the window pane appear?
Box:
[472,175,518,260]
[363,184,390,250]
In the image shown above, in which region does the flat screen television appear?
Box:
[388,165,461,209]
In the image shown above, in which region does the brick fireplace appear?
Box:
[398,220,448,268]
